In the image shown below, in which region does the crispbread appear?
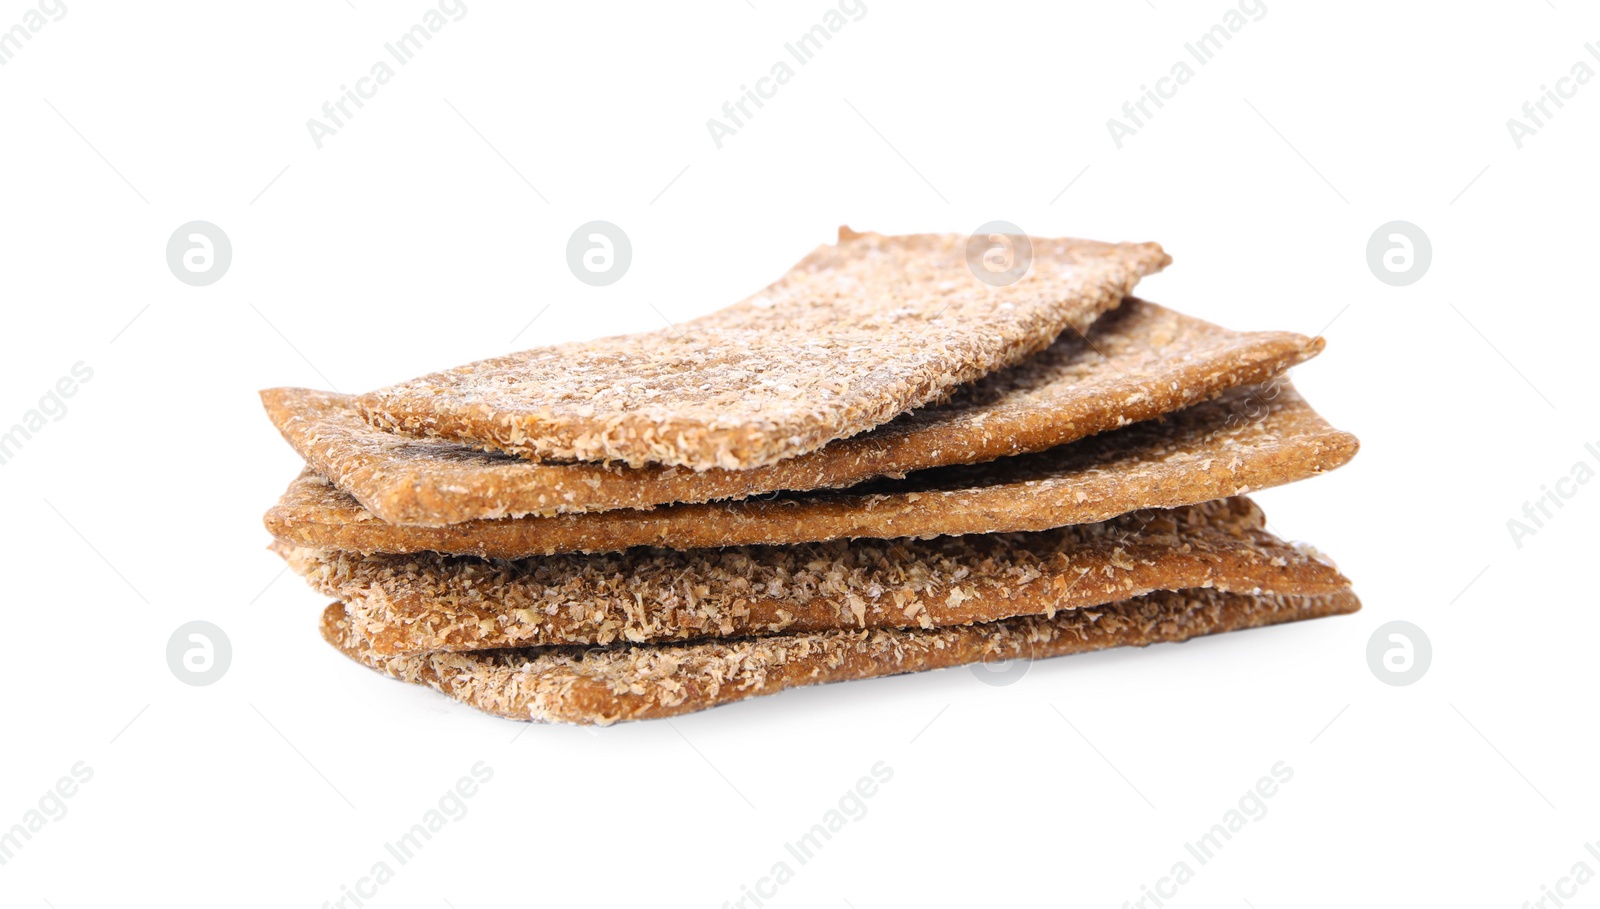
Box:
[264,300,1322,526]
[279,497,1349,655]
[355,229,1169,471]
[265,379,1358,557]
[319,588,1360,724]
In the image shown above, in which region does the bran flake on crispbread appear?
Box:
[354,228,1170,471]
[263,300,1321,526]
[279,497,1349,655]
[319,588,1360,725]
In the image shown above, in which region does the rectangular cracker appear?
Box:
[265,379,1358,557]
[279,497,1349,655]
[319,588,1360,725]
[354,228,1170,471]
[263,299,1323,526]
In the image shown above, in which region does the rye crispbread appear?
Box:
[354,229,1170,472]
[279,497,1348,655]
[265,380,1357,558]
[264,300,1322,526]
[319,588,1360,725]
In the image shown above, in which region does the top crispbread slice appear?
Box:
[263,300,1321,526]
[264,379,1359,558]
[354,228,1170,471]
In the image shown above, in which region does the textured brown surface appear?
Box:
[355,228,1170,471]
[266,380,1358,557]
[319,588,1360,725]
[263,300,1321,526]
[280,497,1349,655]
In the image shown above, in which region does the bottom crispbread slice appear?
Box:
[279,497,1349,655]
[267,379,1357,558]
[320,588,1360,725]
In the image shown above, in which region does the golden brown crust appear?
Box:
[265,379,1358,557]
[319,588,1360,725]
[262,300,1322,526]
[354,229,1170,471]
[280,497,1349,655]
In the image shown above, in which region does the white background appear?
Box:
[2,1,1596,906]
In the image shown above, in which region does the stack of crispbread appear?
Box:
[261,228,1359,725]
